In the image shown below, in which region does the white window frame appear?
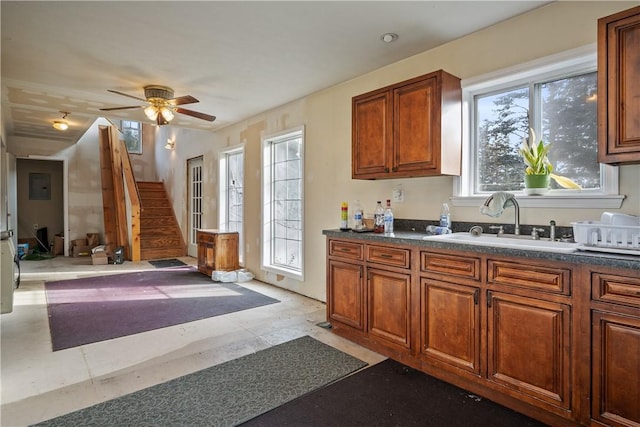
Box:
[261,126,305,281]
[218,144,245,265]
[120,120,142,154]
[452,44,624,209]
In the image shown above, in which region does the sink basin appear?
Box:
[423,232,579,253]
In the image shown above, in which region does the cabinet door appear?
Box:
[420,278,480,375]
[328,260,365,330]
[367,268,411,348]
[592,310,640,426]
[598,6,640,164]
[352,90,392,178]
[393,76,438,175]
[486,291,571,411]
[214,233,239,271]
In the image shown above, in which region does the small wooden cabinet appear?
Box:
[196,230,239,276]
[597,6,640,164]
[352,69,462,179]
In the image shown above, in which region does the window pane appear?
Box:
[540,72,599,189]
[475,87,529,192]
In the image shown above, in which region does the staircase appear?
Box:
[138,181,186,260]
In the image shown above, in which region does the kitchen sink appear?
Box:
[423,232,579,253]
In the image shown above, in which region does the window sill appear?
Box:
[451,193,625,209]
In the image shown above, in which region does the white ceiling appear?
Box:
[1,1,550,156]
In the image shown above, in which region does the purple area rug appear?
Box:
[45,267,279,351]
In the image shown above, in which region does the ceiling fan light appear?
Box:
[160,107,174,122]
[144,105,158,120]
[53,120,69,131]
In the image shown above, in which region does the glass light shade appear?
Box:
[160,107,174,121]
[165,139,175,150]
[144,106,158,120]
[52,121,69,131]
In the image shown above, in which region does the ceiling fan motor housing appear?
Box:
[144,85,174,101]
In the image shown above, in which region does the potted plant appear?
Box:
[518,129,581,195]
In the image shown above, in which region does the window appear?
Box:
[455,46,623,209]
[121,120,142,154]
[219,145,244,264]
[261,126,304,280]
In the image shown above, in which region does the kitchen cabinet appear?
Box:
[196,230,239,276]
[352,69,462,179]
[325,234,591,426]
[590,269,640,426]
[327,239,365,331]
[597,6,640,164]
[419,251,481,376]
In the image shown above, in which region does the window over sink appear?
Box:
[453,45,623,209]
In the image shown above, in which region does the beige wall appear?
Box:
[161,2,639,301]
[128,124,158,182]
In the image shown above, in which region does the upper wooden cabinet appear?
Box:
[597,6,640,164]
[352,70,462,179]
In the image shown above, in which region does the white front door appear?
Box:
[187,156,203,257]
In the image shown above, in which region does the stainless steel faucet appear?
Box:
[481,193,520,235]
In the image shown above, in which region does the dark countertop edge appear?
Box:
[322,229,640,270]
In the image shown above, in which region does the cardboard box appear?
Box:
[91,252,109,265]
[72,245,92,257]
[71,238,88,247]
[53,236,64,255]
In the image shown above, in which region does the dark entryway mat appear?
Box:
[45,267,279,351]
[148,258,186,268]
[242,358,549,427]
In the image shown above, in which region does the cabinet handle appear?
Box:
[359,266,363,279]
[385,167,390,173]
[487,290,493,307]
[339,248,352,253]
[379,254,393,259]
[473,289,479,305]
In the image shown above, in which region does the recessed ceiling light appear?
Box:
[381,33,399,43]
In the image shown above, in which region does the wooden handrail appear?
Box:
[118,138,141,262]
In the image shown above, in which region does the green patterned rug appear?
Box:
[33,336,367,427]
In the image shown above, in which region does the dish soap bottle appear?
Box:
[440,203,451,229]
[384,199,394,235]
[374,201,385,233]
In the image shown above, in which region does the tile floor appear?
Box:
[0,256,384,426]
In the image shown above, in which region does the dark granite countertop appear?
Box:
[323,229,640,271]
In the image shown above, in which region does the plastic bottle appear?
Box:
[340,202,349,230]
[384,199,394,235]
[352,200,364,230]
[439,203,451,229]
[374,201,385,233]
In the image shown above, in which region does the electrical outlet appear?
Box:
[392,187,404,203]
[33,223,38,230]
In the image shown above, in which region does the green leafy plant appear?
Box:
[518,129,581,189]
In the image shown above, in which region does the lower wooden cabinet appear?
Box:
[592,310,640,426]
[368,267,411,349]
[419,278,481,375]
[487,291,571,412]
[327,259,365,330]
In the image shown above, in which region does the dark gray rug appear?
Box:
[32,336,367,427]
[148,258,186,268]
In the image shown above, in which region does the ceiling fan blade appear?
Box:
[107,89,147,102]
[169,95,199,106]
[175,107,216,122]
[99,105,144,111]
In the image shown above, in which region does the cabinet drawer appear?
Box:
[421,252,480,282]
[592,272,640,308]
[487,260,570,295]
[329,240,363,261]
[366,245,410,269]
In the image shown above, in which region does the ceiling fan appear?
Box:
[99,85,216,125]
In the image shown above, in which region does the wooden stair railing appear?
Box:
[98,125,141,261]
